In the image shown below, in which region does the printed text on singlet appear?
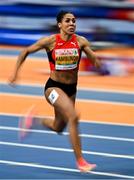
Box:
[55,48,79,70]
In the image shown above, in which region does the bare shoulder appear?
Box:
[38,34,56,47]
[76,34,91,49]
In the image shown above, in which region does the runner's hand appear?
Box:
[8,74,18,87]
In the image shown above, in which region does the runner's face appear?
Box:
[58,13,76,35]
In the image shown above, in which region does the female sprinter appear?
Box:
[9,10,101,172]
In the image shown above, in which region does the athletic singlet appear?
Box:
[47,34,82,71]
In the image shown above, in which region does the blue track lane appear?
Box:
[0,115,134,179]
[0,68,134,178]
[0,49,47,58]
[1,83,134,104]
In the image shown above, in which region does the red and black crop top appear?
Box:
[47,34,82,71]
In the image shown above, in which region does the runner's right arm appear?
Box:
[9,36,54,84]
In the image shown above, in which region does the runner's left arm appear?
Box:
[9,36,51,84]
[79,36,101,69]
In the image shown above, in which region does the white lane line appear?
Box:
[0,141,134,160]
[0,112,134,127]
[78,99,134,106]
[1,80,134,94]
[0,160,134,179]
[78,87,134,95]
[1,92,134,107]
[0,126,134,142]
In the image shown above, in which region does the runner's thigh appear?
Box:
[45,87,77,121]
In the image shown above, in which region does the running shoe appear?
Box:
[76,158,96,172]
[18,105,36,141]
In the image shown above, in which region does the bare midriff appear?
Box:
[50,69,78,84]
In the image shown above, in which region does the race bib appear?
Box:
[55,48,79,70]
[48,89,59,104]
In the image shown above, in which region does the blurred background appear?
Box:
[0,1,134,179]
[0,0,134,76]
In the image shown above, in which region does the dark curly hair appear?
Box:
[56,10,74,23]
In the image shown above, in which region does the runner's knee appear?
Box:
[53,121,67,133]
[55,126,65,133]
[69,112,79,125]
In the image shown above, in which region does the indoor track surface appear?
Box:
[0,46,134,179]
